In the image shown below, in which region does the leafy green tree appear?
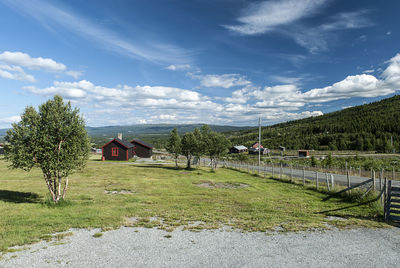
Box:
[310,155,318,167]
[165,128,181,168]
[5,96,90,203]
[204,131,230,170]
[192,128,203,165]
[181,132,197,169]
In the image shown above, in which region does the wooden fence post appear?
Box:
[382,178,387,206]
[385,180,392,221]
[272,164,274,177]
[303,168,305,186]
[325,173,330,191]
[280,163,283,179]
[347,171,351,193]
[373,170,376,191]
[264,164,266,179]
[290,166,293,183]
[316,171,319,190]
[330,174,334,189]
[393,167,395,181]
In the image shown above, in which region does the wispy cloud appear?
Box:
[291,10,374,53]
[223,0,328,35]
[224,0,373,53]
[189,73,251,88]
[166,64,191,71]
[2,0,191,65]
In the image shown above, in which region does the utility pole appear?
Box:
[258,116,261,167]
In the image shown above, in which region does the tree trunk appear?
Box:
[187,156,191,169]
[44,175,57,202]
[62,177,69,199]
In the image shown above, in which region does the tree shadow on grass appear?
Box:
[0,190,41,203]
[133,164,206,172]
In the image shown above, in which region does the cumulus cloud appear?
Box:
[189,73,251,88]
[227,53,400,109]
[23,53,400,126]
[0,64,35,82]
[0,51,66,72]
[66,70,84,79]
[0,51,83,82]
[0,115,21,124]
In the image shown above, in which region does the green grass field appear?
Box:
[0,155,387,252]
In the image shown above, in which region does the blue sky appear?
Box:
[0,0,399,127]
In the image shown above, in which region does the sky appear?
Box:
[0,0,399,128]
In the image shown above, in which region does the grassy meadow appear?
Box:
[0,155,387,252]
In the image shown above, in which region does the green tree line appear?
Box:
[228,95,400,152]
[166,125,230,170]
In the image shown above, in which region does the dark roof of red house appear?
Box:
[101,138,134,149]
[130,139,153,149]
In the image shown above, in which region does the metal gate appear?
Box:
[385,180,400,222]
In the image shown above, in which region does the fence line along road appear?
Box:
[221,161,400,188]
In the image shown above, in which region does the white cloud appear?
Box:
[0,51,83,82]
[319,11,373,31]
[166,64,191,71]
[363,69,374,74]
[224,0,327,35]
[224,0,373,53]
[190,73,251,88]
[227,53,400,109]
[0,64,36,82]
[0,115,21,124]
[270,75,304,84]
[66,70,83,79]
[0,51,66,72]
[21,53,400,127]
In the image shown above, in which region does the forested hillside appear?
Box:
[228,95,400,152]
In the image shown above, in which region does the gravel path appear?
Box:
[1,227,399,267]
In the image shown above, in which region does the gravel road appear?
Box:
[1,227,399,267]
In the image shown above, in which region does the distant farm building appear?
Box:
[130,139,153,158]
[229,145,248,154]
[251,142,263,149]
[298,150,310,158]
[101,138,135,161]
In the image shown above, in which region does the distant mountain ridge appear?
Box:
[86,124,250,136]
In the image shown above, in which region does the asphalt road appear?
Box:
[224,161,400,188]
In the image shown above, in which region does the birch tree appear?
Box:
[166,128,181,168]
[5,96,90,203]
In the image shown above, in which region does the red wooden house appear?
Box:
[101,138,135,161]
[130,139,153,158]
